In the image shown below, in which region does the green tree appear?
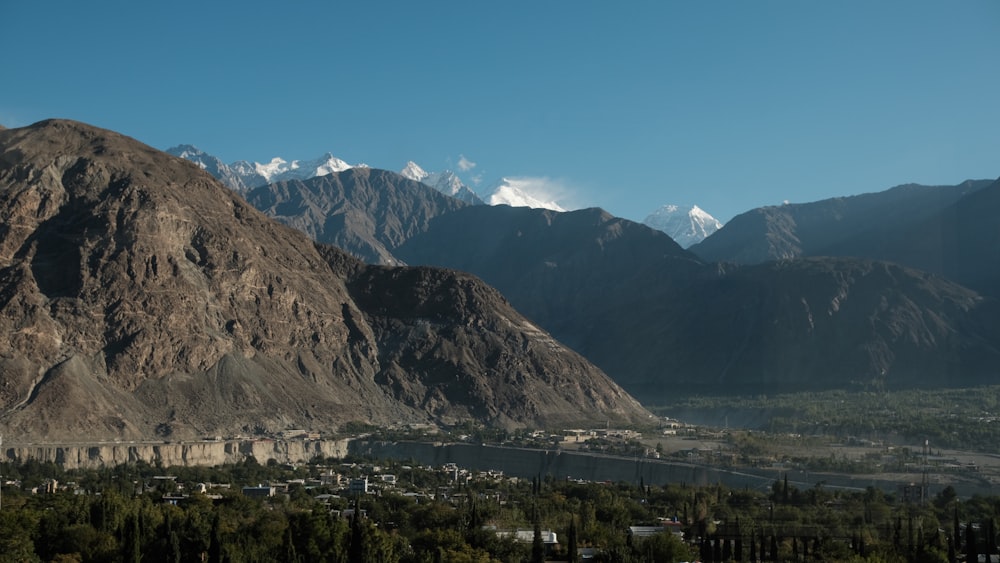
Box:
[208,512,222,563]
[567,516,579,563]
[0,508,41,563]
[123,508,142,563]
[966,522,978,563]
[349,504,368,563]
[637,532,693,563]
[164,510,182,563]
[531,509,545,563]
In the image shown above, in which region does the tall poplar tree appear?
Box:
[567,516,579,563]
[966,522,978,563]
[349,503,367,563]
[208,512,222,563]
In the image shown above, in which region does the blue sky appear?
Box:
[2,1,998,223]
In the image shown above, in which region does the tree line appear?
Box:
[0,456,998,562]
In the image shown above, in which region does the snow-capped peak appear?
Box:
[307,153,353,178]
[248,154,353,183]
[254,157,289,182]
[168,144,206,161]
[171,144,359,192]
[400,161,429,182]
[643,204,723,248]
[399,162,485,205]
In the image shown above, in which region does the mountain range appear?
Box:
[166,145,354,194]
[4,119,998,444]
[166,146,572,216]
[0,120,649,441]
[170,146,726,244]
[184,160,1000,403]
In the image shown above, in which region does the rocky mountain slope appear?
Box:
[825,178,1000,298]
[0,119,650,442]
[244,169,470,265]
[654,258,1000,396]
[393,207,1000,400]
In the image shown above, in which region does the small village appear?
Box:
[4,413,1000,562]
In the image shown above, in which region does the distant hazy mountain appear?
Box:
[167,145,356,193]
[643,204,723,248]
[852,177,1000,297]
[399,161,566,211]
[690,178,1000,296]
[691,180,993,264]
[230,152,354,188]
[174,147,570,212]
[399,161,484,205]
[485,177,566,211]
[0,119,650,441]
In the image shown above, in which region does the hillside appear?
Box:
[837,178,1000,297]
[394,207,1000,400]
[690,180,993,267]
[0,119,650,441]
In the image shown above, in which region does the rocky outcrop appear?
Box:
[1,439,351,470]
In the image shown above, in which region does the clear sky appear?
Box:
[2,1,998,223]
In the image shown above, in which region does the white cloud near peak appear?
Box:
[457,154,477,172]
[489,175,581,212]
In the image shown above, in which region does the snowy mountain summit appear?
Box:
[399,161,484,205]
[231,152,354,188]
[167,145,355,193]
[171,144,564,212]
[643,204,722,248]
[401,162,565,211]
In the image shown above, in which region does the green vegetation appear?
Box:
[1,454,999,562]
[651,386,1000,453]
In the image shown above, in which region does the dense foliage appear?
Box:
[1,455,999,562]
